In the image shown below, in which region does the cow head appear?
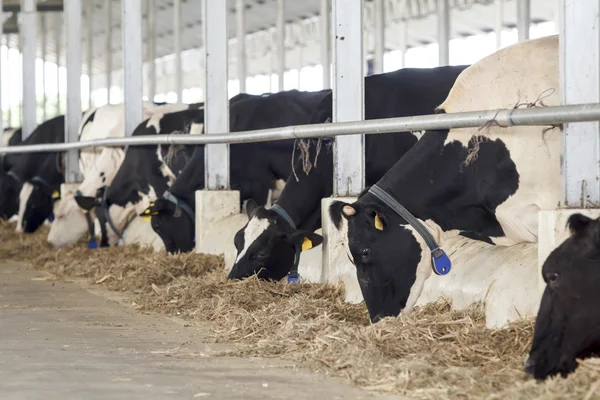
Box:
[525,213,600,380]
[142,196,195,254]
[0,168,21,220]
[328,195,435,323]
[22,179,61,233]
[228,200,323,281]
[47,192,89,247]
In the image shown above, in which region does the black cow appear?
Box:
[525,213,600,380]
[0,127,23,219]
[144,88,332,254]
[228,65,469,281]
[76,104,206,246]
[0,115,65,233]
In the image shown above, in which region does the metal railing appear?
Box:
[1,103,599,154]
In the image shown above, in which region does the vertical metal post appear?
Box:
[122,0,143,135]
[20,0,37,138]
[55,13,61,116]
[65,0,83,183]
[87,0,93,109]
[203,0,229,189]
[373,0,384,74]
[41,14,47,122]
[174,0,182,102]
[7,36,12,126]
[276,0,285,91]
[332,0,364,196]
[320,0,331,89]
[398,0,408,68]
[517,0,530,42]
[0,0,3,133]
[236,0,246,93]
[147,0,156,102]
[105,0,112,104]
[437,0,450,66]
[495,0,503,49]
[561,0,600,207]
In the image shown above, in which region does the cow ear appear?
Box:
[140,199,167,218]
[567,213,593,235]
[289,230,324,251]
[365,205,387,232]
[246,199,259,218]
[75,195,96,212]
[329,201,356,230]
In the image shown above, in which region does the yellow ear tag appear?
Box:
[52,190,60,199]
[301,237,313,251]
[374,213,384,231]
[141,215,151,222]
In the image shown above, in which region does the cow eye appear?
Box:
[545,272,559,284]
[360,248,371,263]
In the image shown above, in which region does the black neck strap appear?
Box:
[163,190,195,222]
[270,204,301,283]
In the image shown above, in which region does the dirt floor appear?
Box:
[3,221,600,399]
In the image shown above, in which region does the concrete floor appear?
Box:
[0,262,403,400]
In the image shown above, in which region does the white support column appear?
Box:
[55,13,61,116]
[203,0,229,189]
[41,13,47,122]
[7,36,12,126]
[517,0,530,42]
[0,0,3,133]
[495,0,503,49]
[437,0,449,66]
[105,0,112,104]
[373,0,384,74]
[147,0,156,102]
[121,0,143,136]
[320,0,331,89]
[87,0,93,109]
[236,0,246,93]
[65,0,83,183]
[174,0,182,102]
[20,0,37,138]
[276,0,285,91]
[399,0,408,68]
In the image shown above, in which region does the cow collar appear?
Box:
[162,190,195,223]
[368,184,452,276]
[270,204,301,284]
[76,189,100,249]
[7,170,22,185]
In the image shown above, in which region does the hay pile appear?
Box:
[2,221,600,399]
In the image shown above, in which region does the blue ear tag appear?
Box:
[287,271,300,284]
[88,240,98,249]
[431,247,451,276]
[47,214,55,223]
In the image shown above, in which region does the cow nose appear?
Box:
[524,356,536,377]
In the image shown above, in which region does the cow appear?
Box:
[327,35,561,323]
[78,105,207,249]
[227,64,469,282]
[47,103,201,248]
[0,127,23,220]
[525,213,600,380]
[142,89,332,254]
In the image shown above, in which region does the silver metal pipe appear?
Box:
[276,0,285,91]
[55,13,61,115]
[41,13,47,122]
[495,0,503,49]
[122,0,143,136]
[87,0,93,109]
[236,0,246,93]
[20,0,37,138]
[174,0,182,101]
[2,103,599,154]
[320,0,331,89]
[105,0,112,104]
[373,0,384,74]
[437,0,449,66]
[147,0,156,102]
[517,0,530,42]
[65,0,83,183]
[0,0,4,134]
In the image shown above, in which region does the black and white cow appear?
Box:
[144,89,332,254]
[48,103,202,248]
[0,127,23,219]
[85,104,207,248]
[328,35,561,322]
[228,65,469,281]
[525,213,600,380]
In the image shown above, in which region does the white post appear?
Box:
[7,36,12,126]
[0,0,3,133]
[320,0,331,89]
[41,13,47,122]
[65,0,83,183]
[105,0,112,104]
[121,0,143,136]
[87,0,93,109]
[236,0,246,93]
[332,0,364,196]
[174,0,182,102]
[437,0,450,66]
[20,0,37,138]
[561,0,600,207]
[55,12,61,116]
[147,0,156,102]
[517,0,530,42]
[399,0,408,68]
[373,0,384,74]
[203,0,229,189]
[495,0,503,49]
[276,0,285,91]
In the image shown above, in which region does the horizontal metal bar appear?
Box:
[2,103,600,154]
